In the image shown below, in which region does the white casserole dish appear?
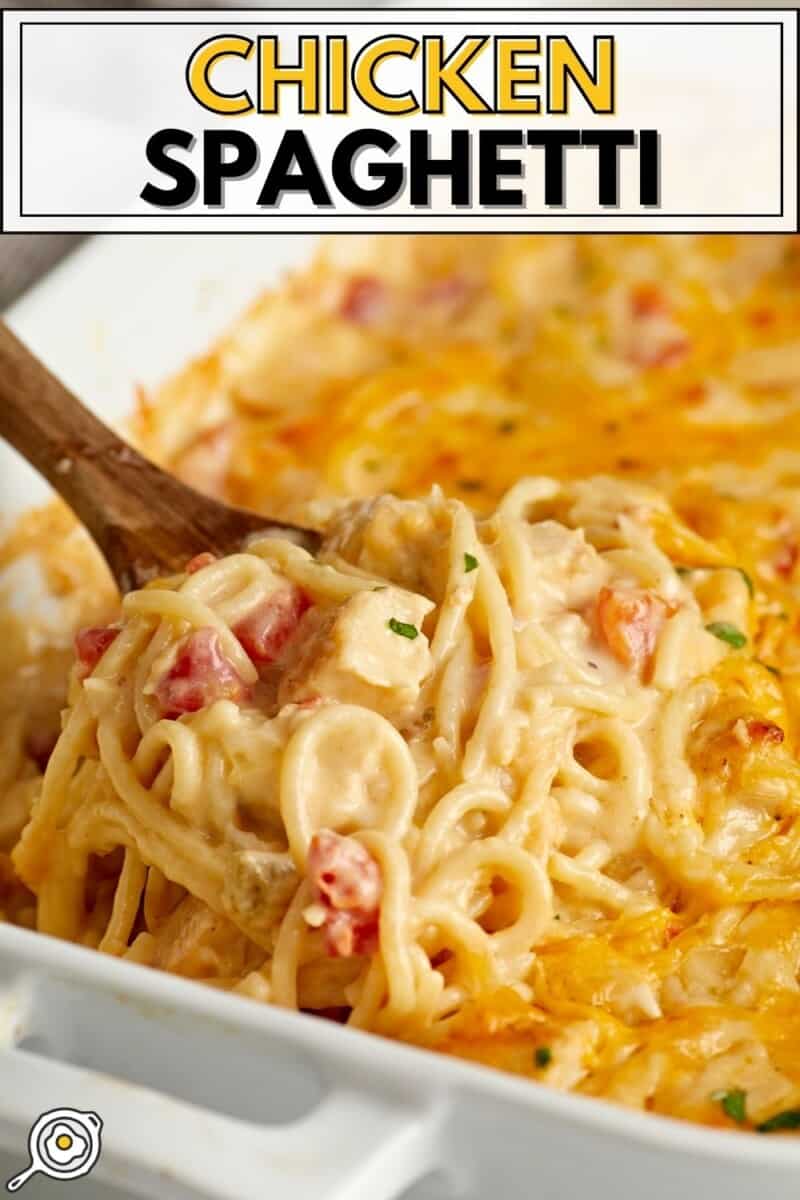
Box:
[3,235,800,1200]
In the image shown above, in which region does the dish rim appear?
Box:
[2,920,800,1165]
[3,231,800,1167]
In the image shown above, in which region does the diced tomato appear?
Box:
[682,383,707,407]
[749,719,785,745]
[595,586,669,676]
[749,306,776,329]
[626,286,690,369]
[774,540,799,580]
[420,276,472,313]
[323,909,381,958]
[310,831,382,911]
[630,283,667,318]
[74,625,120,679]
[664,922,683,945]
[307,830,382,959]
[155,628,250,719]
[186,552,217,575]
[338,277,388,325]
[645,339,690,369]
[234,586,310,665]
[734,717,785,748]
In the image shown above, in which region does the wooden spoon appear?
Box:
[0,320,320,593]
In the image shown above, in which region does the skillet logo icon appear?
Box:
[6,1108,103,1191]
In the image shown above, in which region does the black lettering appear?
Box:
[580,129,635,206]
[409,130,471,207]
[140,128,197,208]
[257,130,333,207]
[331,129,403,207]
[479,131,524,206]
[639,129,660,207]
[526,131,581,206]
[203,131,259,206]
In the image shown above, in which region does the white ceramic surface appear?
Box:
[3,236,800,1199]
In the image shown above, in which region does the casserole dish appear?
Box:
[3,235,800,1200]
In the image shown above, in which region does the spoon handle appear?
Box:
[0,320,159,542]
[0,319,212,590]
[0,321,315,592]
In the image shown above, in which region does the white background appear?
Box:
[2,9,798,233]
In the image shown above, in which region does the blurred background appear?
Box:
[0,0,786,309]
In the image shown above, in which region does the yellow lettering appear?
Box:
[496,37,540,114]
[424,36,490,114]
[327,36,348,113]
[186,35,254,116]
[258,36,319,114]
[353,36,420,115]
[548,36,615,114]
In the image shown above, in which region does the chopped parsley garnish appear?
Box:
[497,420,517,435]
[712,1088,747,1124]
[388,618,419,640]
[464,553,478,573]
[734,567,755,596]
[706,621,747,650]
[534,1046,552,1069]
[759,661,782,678]
[757,1108,800,1133]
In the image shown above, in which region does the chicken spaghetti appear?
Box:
[4,234,800,1132]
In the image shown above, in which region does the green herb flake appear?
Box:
[733,567,755,596]
[758,661,782,678]
[676,566,693,577]
[711,1088,747,1124]
[464,553,479,573]
[534,1046,552,1069]
[388,618,419,641]
[757,1108,800,1133]
[705,621,747,650]
[497,420,517,435]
